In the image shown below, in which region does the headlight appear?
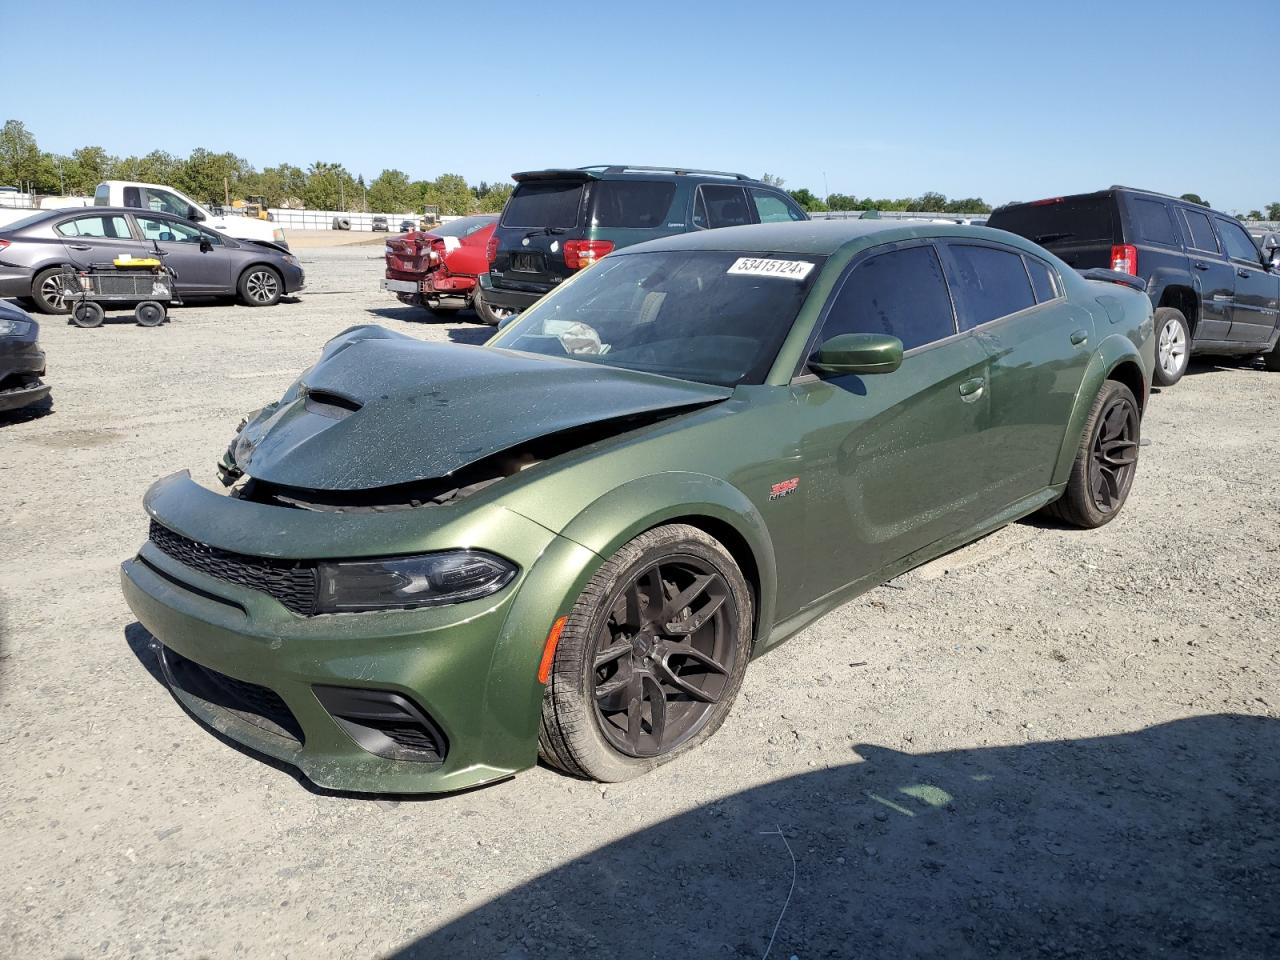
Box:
[315,551,518,613]
[0,317,31,337]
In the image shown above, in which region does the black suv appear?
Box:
[988,187,1280,385]
[474,165,808,325]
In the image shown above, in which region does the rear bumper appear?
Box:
[382,275,477,297]
[478,274,547,311]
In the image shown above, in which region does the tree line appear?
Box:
[0,119,511,215]
[5,121,1278,221]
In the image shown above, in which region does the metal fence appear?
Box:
[267,208,418,232]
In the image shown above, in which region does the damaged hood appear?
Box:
[227,325,731,491]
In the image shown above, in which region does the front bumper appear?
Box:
[0,328,49,412]
[120,471,599,793]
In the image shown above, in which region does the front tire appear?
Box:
[1044,380,1140,528]
[32,267,72,314]
[539,524,753,782]
[1152,307,1190,386]
[472,289,518,327]
[237,266,282,307]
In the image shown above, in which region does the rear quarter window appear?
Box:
[502,181,585,229]
[590,181,676,228]
[1130,198,1180,248]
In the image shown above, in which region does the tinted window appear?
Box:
[987,196,1115,247]
[1216,218,1260,263]
[1025,256,1060,303]
[751,189,806,223]
[590,181,676,228]
[823,245,956,351]
[137,216,201,243]
[1131,198,1179,247]
[948,244,1036,328]
[501,181,584,228]
[1181,208,1219,252]
[495,250,825,387]
[694,186,752,229]
[55,215,132,239]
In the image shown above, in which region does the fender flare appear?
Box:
[1050,333,1146,486]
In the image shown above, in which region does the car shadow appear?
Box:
[365,305,431,323]
[122,623,495,804]
[388,714,1280,959]
[446,326,493,345]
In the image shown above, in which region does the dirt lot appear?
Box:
[2,243,1278,959]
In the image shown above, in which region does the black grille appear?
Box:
[148,520,318,615]
[161,646,304,744]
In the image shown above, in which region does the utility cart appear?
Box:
[61,255,180,328]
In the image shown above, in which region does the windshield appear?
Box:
[433,215,496,238]
[490,250,825,387]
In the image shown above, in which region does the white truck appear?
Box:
[92,181,289,249]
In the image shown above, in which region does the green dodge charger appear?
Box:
[121,220,1155,792]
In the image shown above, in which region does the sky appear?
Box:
[4,0,1277,211]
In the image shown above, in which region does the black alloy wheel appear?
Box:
[1088,391,1139,515]
[590,557,739,758]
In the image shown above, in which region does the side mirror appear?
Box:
[187,205,205,222]
[1263,234,1280,270]
[810,333,904,376]
[199,237,213,253]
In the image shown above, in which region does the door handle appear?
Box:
[959,377,985,402]
[68,243,91,250]
[1193,261,1209,271]
[1070,329,1089,345]
[1237,268,1250,278]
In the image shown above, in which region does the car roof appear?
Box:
[614,219,1028,257]
[511,165,766,185]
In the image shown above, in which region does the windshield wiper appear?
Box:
[523,227,567,239]
[1034,231,1075,243]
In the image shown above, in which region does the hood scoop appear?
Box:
[231,325,731,491]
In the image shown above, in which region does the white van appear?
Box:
[94,181,288,249]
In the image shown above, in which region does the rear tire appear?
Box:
[1043,380,1140,529]
[1263,346,1280,372]
[472,289,518,327]
[134,300,166,327]
[70,301,105,328]
[1152,307,1190,386]
[32,267,72,314]
[237,266,282,307]
[539,524,753,782]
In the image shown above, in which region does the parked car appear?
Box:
[371,216,388,232]
[398,219,416,233]
[475,165,809,325]
[93,180,289,249]
[0,208,303,313]
[0,300,49,414]
[380,215,498,317]
[988,187,1280,385]
[122,220,1152,793]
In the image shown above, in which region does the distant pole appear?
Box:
[823,171,829,205]
[224,177,230,206]
[339,179,345,211]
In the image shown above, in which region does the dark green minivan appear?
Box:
[475,165,808,324]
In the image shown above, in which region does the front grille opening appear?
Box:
[312,686,447,765]
[161,646,304,745]
[148,520,318,615]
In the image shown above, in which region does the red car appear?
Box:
[381,215,498,319]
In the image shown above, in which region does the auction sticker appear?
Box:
[727,257,815,280]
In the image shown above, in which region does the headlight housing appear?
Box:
[315,551,517,613]
[0,317,32,337]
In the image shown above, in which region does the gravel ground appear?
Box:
[1,244,1277,959]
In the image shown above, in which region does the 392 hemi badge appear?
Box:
[769,477,800,500]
